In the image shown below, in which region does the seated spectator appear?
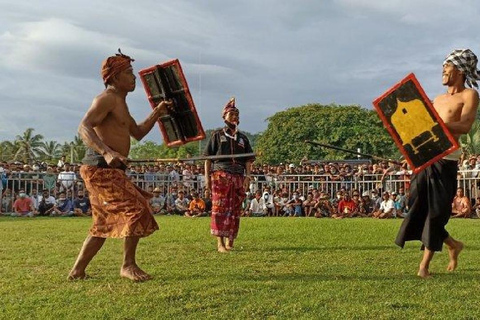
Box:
[452,187,472,218]
[372,192,395,219]
[1,188,13,214]
[472,196,480,218]
[359,191,374,217]
[262,186,275,216]
[303,192,316,217]
[202,189,212,216]
[391,191,404,218]
[150,187,166,215]
[51,191,74,217]
[314,191,334,218]
[247,190,266,217]
[174,190,189,215]
[42,167,57,193]
[38,189,56,216]
[29,188,41,212]
[12,189,35,217]
[165,186,178,215]
[185,192,207,217]
[285,191,303,217]
[73,190,91,216]
[336,192,358,219]
[351,191,366,217]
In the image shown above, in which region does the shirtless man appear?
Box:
[396,49,479,278]
[68,50,172,281]
[451,187,472,218]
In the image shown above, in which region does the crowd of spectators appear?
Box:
[1,155,480,219]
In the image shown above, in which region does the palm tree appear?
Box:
[13,128,44,163]
[0,140,17,162]
[61,135,86,164]
[37,140,63,162]
[460,120,480,156]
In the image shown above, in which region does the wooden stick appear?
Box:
[305,140,403,165]
[128,152,256,163]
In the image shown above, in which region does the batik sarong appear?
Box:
[395,159,458,251]
[210,171,246,241]
[80,166,159,238]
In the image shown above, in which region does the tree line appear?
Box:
[2,103,480,165]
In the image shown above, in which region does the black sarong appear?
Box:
[395,159,458,251]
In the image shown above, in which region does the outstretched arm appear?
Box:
[130,100,173,141]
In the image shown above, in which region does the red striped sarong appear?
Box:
[80,166,159,238]
[210,171,246,241]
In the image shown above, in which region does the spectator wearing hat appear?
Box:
[359,191,374,217]
[150,187,166,215]
[372,192,395,219]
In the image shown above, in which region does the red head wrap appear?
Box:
[222,97,239,119]
[100,49,135,84]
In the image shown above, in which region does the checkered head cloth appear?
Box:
[443,49,480,88]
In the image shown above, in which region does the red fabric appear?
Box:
[101,51,134,84]
[210,171,245,241]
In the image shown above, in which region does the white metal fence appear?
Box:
[1,170,479,213]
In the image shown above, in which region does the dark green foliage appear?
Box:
[255,103,400,164]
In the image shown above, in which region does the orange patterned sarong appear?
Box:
[80,166,159,238]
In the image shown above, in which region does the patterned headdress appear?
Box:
[101,48,135,85]
[222,97,239,119]
[443,49,480,88]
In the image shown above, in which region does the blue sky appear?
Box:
[0,0,479,143]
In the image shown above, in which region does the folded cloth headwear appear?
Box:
[222,97,239,119]
[443,49,480,88]
[101,48,135,84]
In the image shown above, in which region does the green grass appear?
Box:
[1,216,480,320]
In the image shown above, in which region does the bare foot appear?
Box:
[226,240,234,250]
[417,268,431,279]
[120,264,153,282]
[447,241,464,272]
[217,246,229,253]
[67,269,88,280]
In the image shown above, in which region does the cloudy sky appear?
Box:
[0,0,479,144]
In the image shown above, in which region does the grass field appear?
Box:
[1,216,480,320]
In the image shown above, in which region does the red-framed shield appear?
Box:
[139,59,205,147]
[372,73,459,173]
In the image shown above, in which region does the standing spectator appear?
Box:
[12,189,35,217]
[57,163,76,192]
[182,164,195,189]
[57,155,66,168]
[451,187,472,218]
[42,167,57,194]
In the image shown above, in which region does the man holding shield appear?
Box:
[395,49,480,278]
